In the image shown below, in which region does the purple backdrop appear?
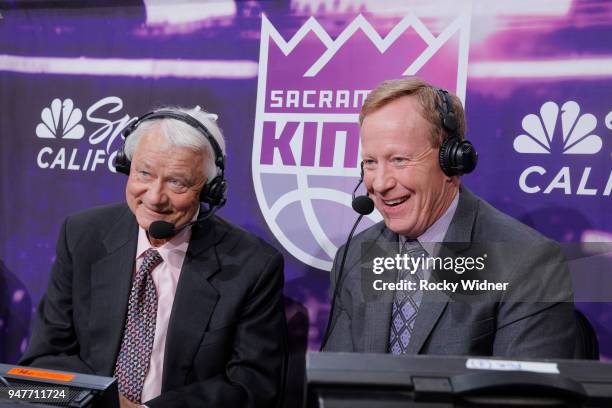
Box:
[0,0,610,368]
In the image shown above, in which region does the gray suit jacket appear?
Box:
[324,187,576,358]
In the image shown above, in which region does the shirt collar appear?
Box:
[136,206,199,261]
[400,191,459,255]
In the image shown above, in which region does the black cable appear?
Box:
[319,214,364,351]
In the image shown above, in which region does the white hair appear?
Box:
[124,107,226,181]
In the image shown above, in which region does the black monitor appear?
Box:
[0,364,118,407]
[305,352,612,408]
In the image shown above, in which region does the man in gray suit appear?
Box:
[322,77,575,358]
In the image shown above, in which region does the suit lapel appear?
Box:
[363,227,397,353]
[407,186,479,354]
[443,186,479,246]
[89,207,138,375]
[406,288,450,354]
[161,218,226,390]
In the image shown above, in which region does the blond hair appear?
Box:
[359,77,466,147]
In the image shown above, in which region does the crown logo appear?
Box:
[260,11,471,109]
[253,13,472,270]
[36,98,85,140]
[513,101,602,154]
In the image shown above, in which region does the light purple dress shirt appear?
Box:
[400,190,459,280]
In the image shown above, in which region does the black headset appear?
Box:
[435,88,478,176]
[114,110,227,207]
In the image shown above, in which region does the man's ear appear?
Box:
[447,175,460,186]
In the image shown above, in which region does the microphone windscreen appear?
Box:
[149,221,176,239]
[352,195,375,215]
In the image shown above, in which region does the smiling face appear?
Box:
[360,95,459,238]
[126,128,207,242]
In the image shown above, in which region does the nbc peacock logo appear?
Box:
[36,98,85,140]
[513,101,602,155]
[35,96,134,172]
[515,101,611,197]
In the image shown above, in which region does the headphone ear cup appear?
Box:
[439,137,478,177]
[201,176,228,206]
[456,140,478,174]
[114,122,139,175]
[113,148,131,175]
[435,88,478,177]
[439,137,457,177]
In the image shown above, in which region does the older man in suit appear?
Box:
[20,108,287,407]
[322,77,575,358]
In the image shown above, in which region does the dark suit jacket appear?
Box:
[20,203,287,408]
[324,186,576,358]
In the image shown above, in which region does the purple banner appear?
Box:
[0,0,610,370]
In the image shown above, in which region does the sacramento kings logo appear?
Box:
[252,13,472,270]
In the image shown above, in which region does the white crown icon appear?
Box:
[36,98,85,140]
[254,12,471,270]
[513,101,602,155]
[260,11,471,103]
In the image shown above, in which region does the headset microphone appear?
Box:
[352,196,374,216]
[149,221,175,240]
[148,204,222,240]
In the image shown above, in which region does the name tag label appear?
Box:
[466,358,559,374]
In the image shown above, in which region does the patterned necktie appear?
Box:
[388,239,427,355]
[114,248,163,403]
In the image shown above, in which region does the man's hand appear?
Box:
[119,395,145,408]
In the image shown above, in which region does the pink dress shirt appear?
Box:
[134,224,191,403]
